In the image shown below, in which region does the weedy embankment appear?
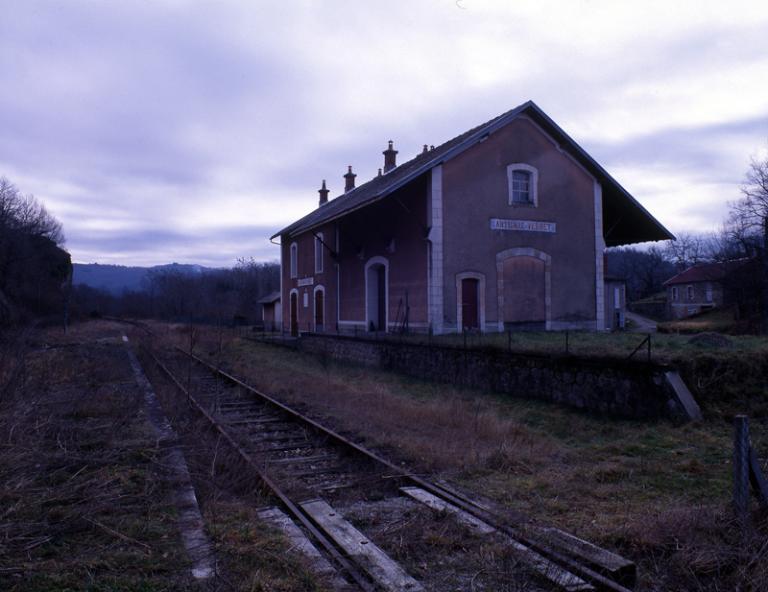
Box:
[0,321,333,592]
[0,323,194,591]
[158,323,768,591]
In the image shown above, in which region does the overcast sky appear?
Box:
[2,1,768,267]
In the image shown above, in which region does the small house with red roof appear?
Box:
[664,258,755,319]
[272,101,672,336]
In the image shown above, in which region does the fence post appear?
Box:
[463,328,467,350]
[733,414,751,530]
[507,328,511,352]
[565,330,569,355]
[647,333,652,362]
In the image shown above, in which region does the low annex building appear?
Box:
[272,100,672,335]
[258,291,281,331]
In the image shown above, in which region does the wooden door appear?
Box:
[290,292,298,336]
[502,256,545,327]
[377,266,386,331]
[461,278,479,329]
[314,290,324,332]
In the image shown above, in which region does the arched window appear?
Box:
[290,243,298,278]
[314,233,324,274]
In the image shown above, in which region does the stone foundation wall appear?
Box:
[297,334,686,420]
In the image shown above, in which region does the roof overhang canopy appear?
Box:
[273,101,674,247]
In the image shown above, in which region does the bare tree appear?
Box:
[0,176,69,323]
[0,177,64,245]
[727,147,768,331]
[663,232,715,271]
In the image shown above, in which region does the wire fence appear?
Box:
[242,322,658,363]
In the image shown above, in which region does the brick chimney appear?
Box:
[383,140,398,173]
[318,179,329,206]
[344,165,356,192]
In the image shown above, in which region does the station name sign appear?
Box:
[297,277,314,287]
[490,218,556,234]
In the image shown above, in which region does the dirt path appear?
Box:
[625,311,658,332]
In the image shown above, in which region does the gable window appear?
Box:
[705,283,713,302]
[506,164,538,206]
[314,233,323,274]
[290,243,298,279]
[686,285,694,301]
[671,286,678,301]
[512,171,531,203]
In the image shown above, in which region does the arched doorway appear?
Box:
[365,257,388,332]
[461,278,479,330]
[289,290,298,337]
[314,287,324,333]
[457,272,486,332]
[496,248,551,331]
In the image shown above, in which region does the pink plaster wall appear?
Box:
[442,116,597,328]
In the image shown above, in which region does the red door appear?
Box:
[314,290,324,332]
[461,278,479,330]
[290,292,298,337]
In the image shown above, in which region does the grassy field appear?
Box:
[657,306,759,335]
[166,325,768,591]
[343,324,768,363]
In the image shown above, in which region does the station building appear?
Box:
[271,100,672,335]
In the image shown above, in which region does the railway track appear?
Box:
[141,337,638,592]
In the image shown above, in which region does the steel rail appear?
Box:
[145,346,376,592]
[175,345,636,592]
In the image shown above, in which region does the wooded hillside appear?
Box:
[0,177,71,324]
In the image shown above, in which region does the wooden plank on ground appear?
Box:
[664,371,702,421]
[400,486,495,534]
[430,480,634,585]
[258,506,348,588]
[301,499,424,592]
[400,487,592,592]
[536,527,636,586]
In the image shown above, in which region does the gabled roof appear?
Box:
[257,291,281,304]
[663,259,752,286]
[272,100,673,246]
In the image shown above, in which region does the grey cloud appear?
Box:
[73,224,280,267]
[586,115,768,182]
[3,2,767,267]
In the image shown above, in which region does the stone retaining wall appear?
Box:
[295,334,689,420]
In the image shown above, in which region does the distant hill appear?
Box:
[73,263,210,295]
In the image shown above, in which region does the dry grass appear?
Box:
[1,320,336,592]
[181,328,556,473]
[621,506,768,591]
[0,330,195,591]
[325,323,768,361]
[151,323,768,591]
[137,344,335,592]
